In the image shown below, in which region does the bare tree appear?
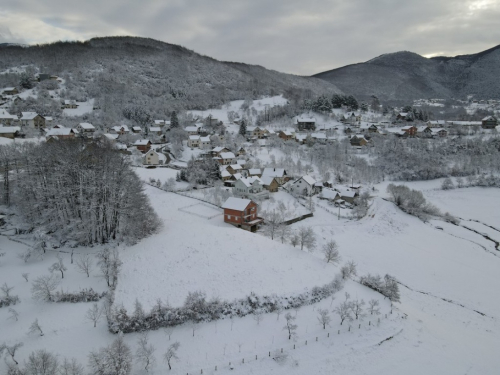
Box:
[88,335,132,375]
[163,327,174,341]
[0,342,23,365]
[276,223,292,244]
[297,226,316,251]
[1,282,19,305]
[350,299,366,320]
[49,253,67,279]
[22,273,29,282]
[31,274,60,302]
[163,342,180,370]
[190,321,198,337]
[283,312,298,340]
[96,248,122,288]
[8,307,19,321]
[368,299,381,315]
[28,319,44,336]
[290,233,300,248]
[261,210,283,240]
[317,309,331,329]
[85,303,103,328]
[25,350,59,375]
[75,253,93,277]
[340,261,357,280]
[60,357,84,375]
[253,311,263,325]
[275,306,283,321]
[334,301,353,325]
[322,241,341,264]
[135,332,156,373]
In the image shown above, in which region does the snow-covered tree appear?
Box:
[283,312,298,340]
[75,254,93,277]
[322,241,341,264]
[0,342,23,365]
[88,335,132,375]
[368,299,381,315]
[163,342,180,370]
[85,303,103,328]
[340,261,357,280]
[49,254,67,279]
[334,301,353,325]
[135,332,156,372]
[297,226,316,251]
[31,275,59,302]
[317,308,331,329]
[28,319,44,336]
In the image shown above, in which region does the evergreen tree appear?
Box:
[345,95,359,111]
[239,119,247,137]
[170,111,179,129]
[331,94,345,108]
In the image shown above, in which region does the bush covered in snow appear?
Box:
[108,276,345,333]
[53,288,107,303]
[359,274,400,303]
[387,184,440,220]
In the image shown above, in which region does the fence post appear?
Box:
[201,370,203,374]
[359,324,361,329]
[338,330,340,334]
[215,366,217,371]
[348,326,351,332]
[242,358,244,364]
[294,344,295,349]
[378,317,380,323]
[369,321,371,326]
[269,352,270,357]
[281,348,283,353]
[305,340,307,345]
[316,337,318,341]
[256,355,257,360]
[328,332,330,337]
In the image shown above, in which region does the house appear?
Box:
[341,112,360,124]
[226,164,243,175]
[233,177,269,200]
[400,125,417,137]
[427,120,446,128]
[261,176,280,192]
[134,139,152,153]
[154,120,166,127]
[288,175,319,197]
[296,116,316,131]
[221,170,232,182]
[246,126,267,139]
[211,146,230,157]
[278,130,293,141]
[482,116,498,129]
[431,128,448,137]
[102,134,119,144]
[248,168,262,178]
[222,197,263,232]
[20,112,45,129]
[417,126,433,138]
[236,147,246,156]
[185,126,199,136]
[63,100,78,109]
[0,110,18,126]
[335,187,358,204]
[319,188,341,202]
[0,126,21,139]
[45,127,75,139]
[396,112,409,121]
[188,135,200,148]
[110,125,130,135]
[350,135,368,147]
[77,122,96,136]
[132,126,142,134]
[218,152,237,165]
[366,124,379,133]
[149,127,162,135]
[262,168,288,185]
[142,149,168,166]
[200,136,211,149]
[2,87,18,96]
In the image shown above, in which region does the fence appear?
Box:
[182,311,399,375]
[178,203,223,220]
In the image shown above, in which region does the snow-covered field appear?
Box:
[2,180,500,374]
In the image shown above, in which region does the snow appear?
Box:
[62,99,94,116]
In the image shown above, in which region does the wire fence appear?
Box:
[182,311,399,375]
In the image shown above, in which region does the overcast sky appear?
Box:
[1,0,499,75]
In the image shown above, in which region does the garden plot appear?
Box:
[178,202,222,219]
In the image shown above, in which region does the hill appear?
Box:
[0,36,341,113]
[313,45,500,101]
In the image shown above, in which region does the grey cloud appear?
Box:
[1,0,500,74]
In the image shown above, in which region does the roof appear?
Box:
[0,126,20,134]
[229,164,242,170]
[222,197,253,211]
[482,116,497,121]
[150,127,161,132]
[134,139,151,146]
[185,126,198,132]
[221,170,231,178]
[132,126,142,131]
[262,168,286,178]
[154,120,165,125]
[21,112,40,120]
[103,134,119,140]
[248,168,262,175]
[297,117,315,123]
[280,130,293,136]
[320,188,340,200]
[46,128,73,136]
[200,136,211,142]
[2,87,16,91]
[220,152,236,159]
[260,176,277,186]
[112,125,129,131]
[78,122,95,130]
[300,175,316,186]
[236,177,262,188]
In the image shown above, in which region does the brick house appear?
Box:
[134,139,152,153]
[222,197,263,232]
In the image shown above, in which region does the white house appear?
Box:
[288,175,318,197]
[188,135,201,148]
[77,122,96,136]
[233,177,269,200]
[143,149,167,165]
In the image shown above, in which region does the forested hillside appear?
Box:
[0,36,341,119]
[313,45,500,101]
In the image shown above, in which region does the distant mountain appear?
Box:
[0,36,341,111]
[313,45,500,101]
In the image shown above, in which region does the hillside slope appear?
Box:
[313,45,500,101]
[0,36,341,111]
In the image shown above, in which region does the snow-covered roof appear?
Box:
[236,177,262,188]
[46,128,73,136]
[189,135,200,141]
[2,87,16,91]
[300,175,316,186]
[222,197,252,211]
[0,126,20,134]
[427,120,446,125]
[297,117,315,123]
[482,116,497,121]
[212,146,227,152]
[335,187,356,198]
[21,112,40,120]
[280,130,293,136]
[103,134,119,140]
[0,110,17,120]
[260,176,276,186]
[248,168,261,175]
[45,116,53,121]
[185,126,198,132]
[262,168,286,178]
[132,126,142,131]
[64,100,77,105]
[229,164,242,170]
[431,128,447,133]
[134,139,151,146]
[220,152,236,159]
[221,170,231,178]
[112,125,129,132]
[78,122,95,130]
[150,127,161,132]
[320,188,340,200]
[154,120,165,125]
[200,136,211,142]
